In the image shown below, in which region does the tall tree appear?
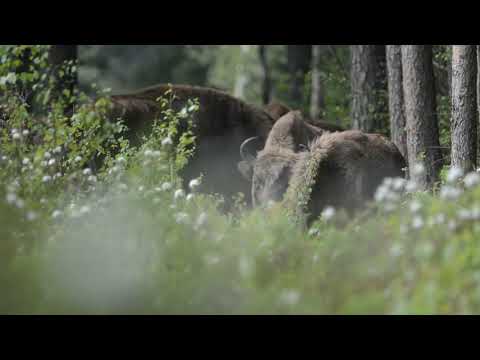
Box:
[310,45,326,119]
[451,45,478,172]
[48,45,78,114]
[286,45,312,108]
[386,45,408,160]
[258,45,272,105]
[401,45,442,189]
[350,45,377,132]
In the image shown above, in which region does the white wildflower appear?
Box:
[82,168,92,176]
[15,199,25,209]
[392,177,407,191]
[195,212,208,228]
[116,156,126,164]
[26,211,37,221]
[383,178,394,187]
[87,175,97,183]
[175,212,189,224]
[6,193,16,204]
[448,220,457,231]
[144,149,153,157]
[11,128,18,134]
[409,200,422,213]
[308,228,320,237]
[22,129,29,136]
[79,205,90,215]
[405,180,419,193]
[22,158,30,165]
[279,289,301,306]
[48,158,56,166]
[447,166,464,183]
[321,206,336,221]
[458,209,472,221]
[74,155,82,162]
[138,186,145,192]
[161,182,172,191]
[186,193,195,202]
[53,146,62,154]
[52,210,62,219]
[44,151,52,159]
[411,163,425,177]
[412,216,424,230]
[174,189,185,200]
[439,185,462,200]
[161,137,173,147]
[464,172,480,188]
[189,178,201,191]
[42,175,52,183]
[12,132,21,140]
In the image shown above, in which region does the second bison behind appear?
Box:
[238,111,406,222]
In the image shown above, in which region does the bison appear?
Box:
[107,84,275,207]
[107,85,348,208]
[238,110,406,223]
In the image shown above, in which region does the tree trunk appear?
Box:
[310,45,326,119]
[258,45,272,105]
[451,45,478,172]
[350,45,377,132]
[48,45,78,114]
[286,45,312,108]
[386,45,408,160]
[401,45,442,189]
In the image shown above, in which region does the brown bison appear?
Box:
[107,84,275,206]
[238,111,406,222]
[107,85,347,208]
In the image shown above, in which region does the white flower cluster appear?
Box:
[321,206,336,222]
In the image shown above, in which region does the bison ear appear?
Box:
[238,160,254,182]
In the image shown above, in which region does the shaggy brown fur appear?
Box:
[264,100,345,133]
[107,84,276,206]
[239,111,406,220]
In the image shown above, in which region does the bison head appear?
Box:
[238,111,318,207]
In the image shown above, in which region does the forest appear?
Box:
[0,44,479,314]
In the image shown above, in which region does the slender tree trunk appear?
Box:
[310,45,326,119]
[350,45,377,132]
[258,45,272,105]
[286,45,312,108]
[386,45,408,160]
[401,45,442,189]
[48,45,78,114]
[451,45,478,172]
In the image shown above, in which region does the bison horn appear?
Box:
[240,136,260,161]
